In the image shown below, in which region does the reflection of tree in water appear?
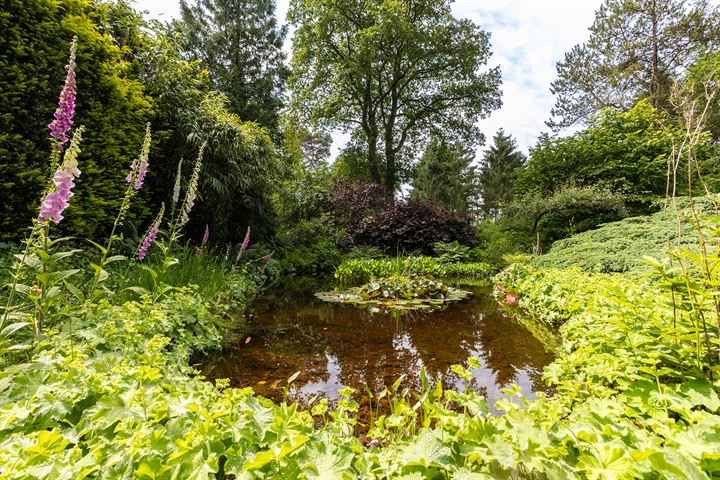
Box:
[201,288,555,407]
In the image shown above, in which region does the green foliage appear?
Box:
[274,157,344,274]
[522,101,687,208]
[495,261,624,327]
[0,0,153,241]
[477,129,526,219]
[344,245,387,260]
[548,0,720,129]
[334,256,441,287]
[433,241,471,263]
[473,219,528,268]
[412,137,476,213]
[441,262,494,280]
[508,184,629,247]
[334,256,493,287]
[538,197,712,273]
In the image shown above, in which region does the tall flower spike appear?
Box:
[202,224,209,246]
[48,37,78,151]
[126,123,152,190]
[179,142,206,227]
[139,203,165,261]
[39,127,84,224]
[171,158,183,212]
[241,227,251,251]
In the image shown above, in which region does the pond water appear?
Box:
[200,281,555,415]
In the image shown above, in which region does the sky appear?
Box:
[133,0,601,157]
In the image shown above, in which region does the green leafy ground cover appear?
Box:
[2,253,719,478]
[537,198,712,273]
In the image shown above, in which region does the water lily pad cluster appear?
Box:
[315,276,472,310]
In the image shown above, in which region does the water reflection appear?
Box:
[201,285,555,411]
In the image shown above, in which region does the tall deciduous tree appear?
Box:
[289,0,502,199]
[177,0,289,132]
[412,137,476,214]
[548,0,720,130]
[477,129,526,219]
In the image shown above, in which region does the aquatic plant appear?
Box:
[317,275,471,310]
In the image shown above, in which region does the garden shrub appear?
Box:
[334,256,441,287]
[334,256,494,287]
[349,197,477,253]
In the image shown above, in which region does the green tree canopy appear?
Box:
[176,0,290,132]
[549,0,720,130]
[289,0,502,198]
[412,136,476,214]
[520,100,703,212]
[477,129,526,219]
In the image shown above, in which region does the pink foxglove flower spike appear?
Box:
[48,37,78,151]
[38,127,84,224]
[202,224,209,246]
[139,204,165,261]
[241,227,251,251]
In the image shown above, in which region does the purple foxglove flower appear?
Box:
[241,227,251,250]
[368,439,380,447]
[48,37,78,151]
[202,224,209,246]
[38,127,84,224]
[138,225,158,261]
[262,252,273,262]
[139,204,165,261]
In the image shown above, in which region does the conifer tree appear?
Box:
[177,0,290,132]
[548,0,720,130]
[412,137,476,214]
[478,130,526,219]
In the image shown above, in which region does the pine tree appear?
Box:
[177,0,290,132]
[412,137,476,214]
[548,0,720,130]
[478,130,526,219]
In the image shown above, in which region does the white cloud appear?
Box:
[133,0,601,157]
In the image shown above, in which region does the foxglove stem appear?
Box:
[241,227,251,251]
[169,142,206,251]
[2,36,81,330]
[89,125,153,299]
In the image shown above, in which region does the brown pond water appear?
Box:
[200,281,555,415]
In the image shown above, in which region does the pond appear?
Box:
[201,280,555,417]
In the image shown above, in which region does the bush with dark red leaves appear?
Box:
[330,180,386,228]
[349,197,477,254]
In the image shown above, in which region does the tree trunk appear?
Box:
[650,0,660,108]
